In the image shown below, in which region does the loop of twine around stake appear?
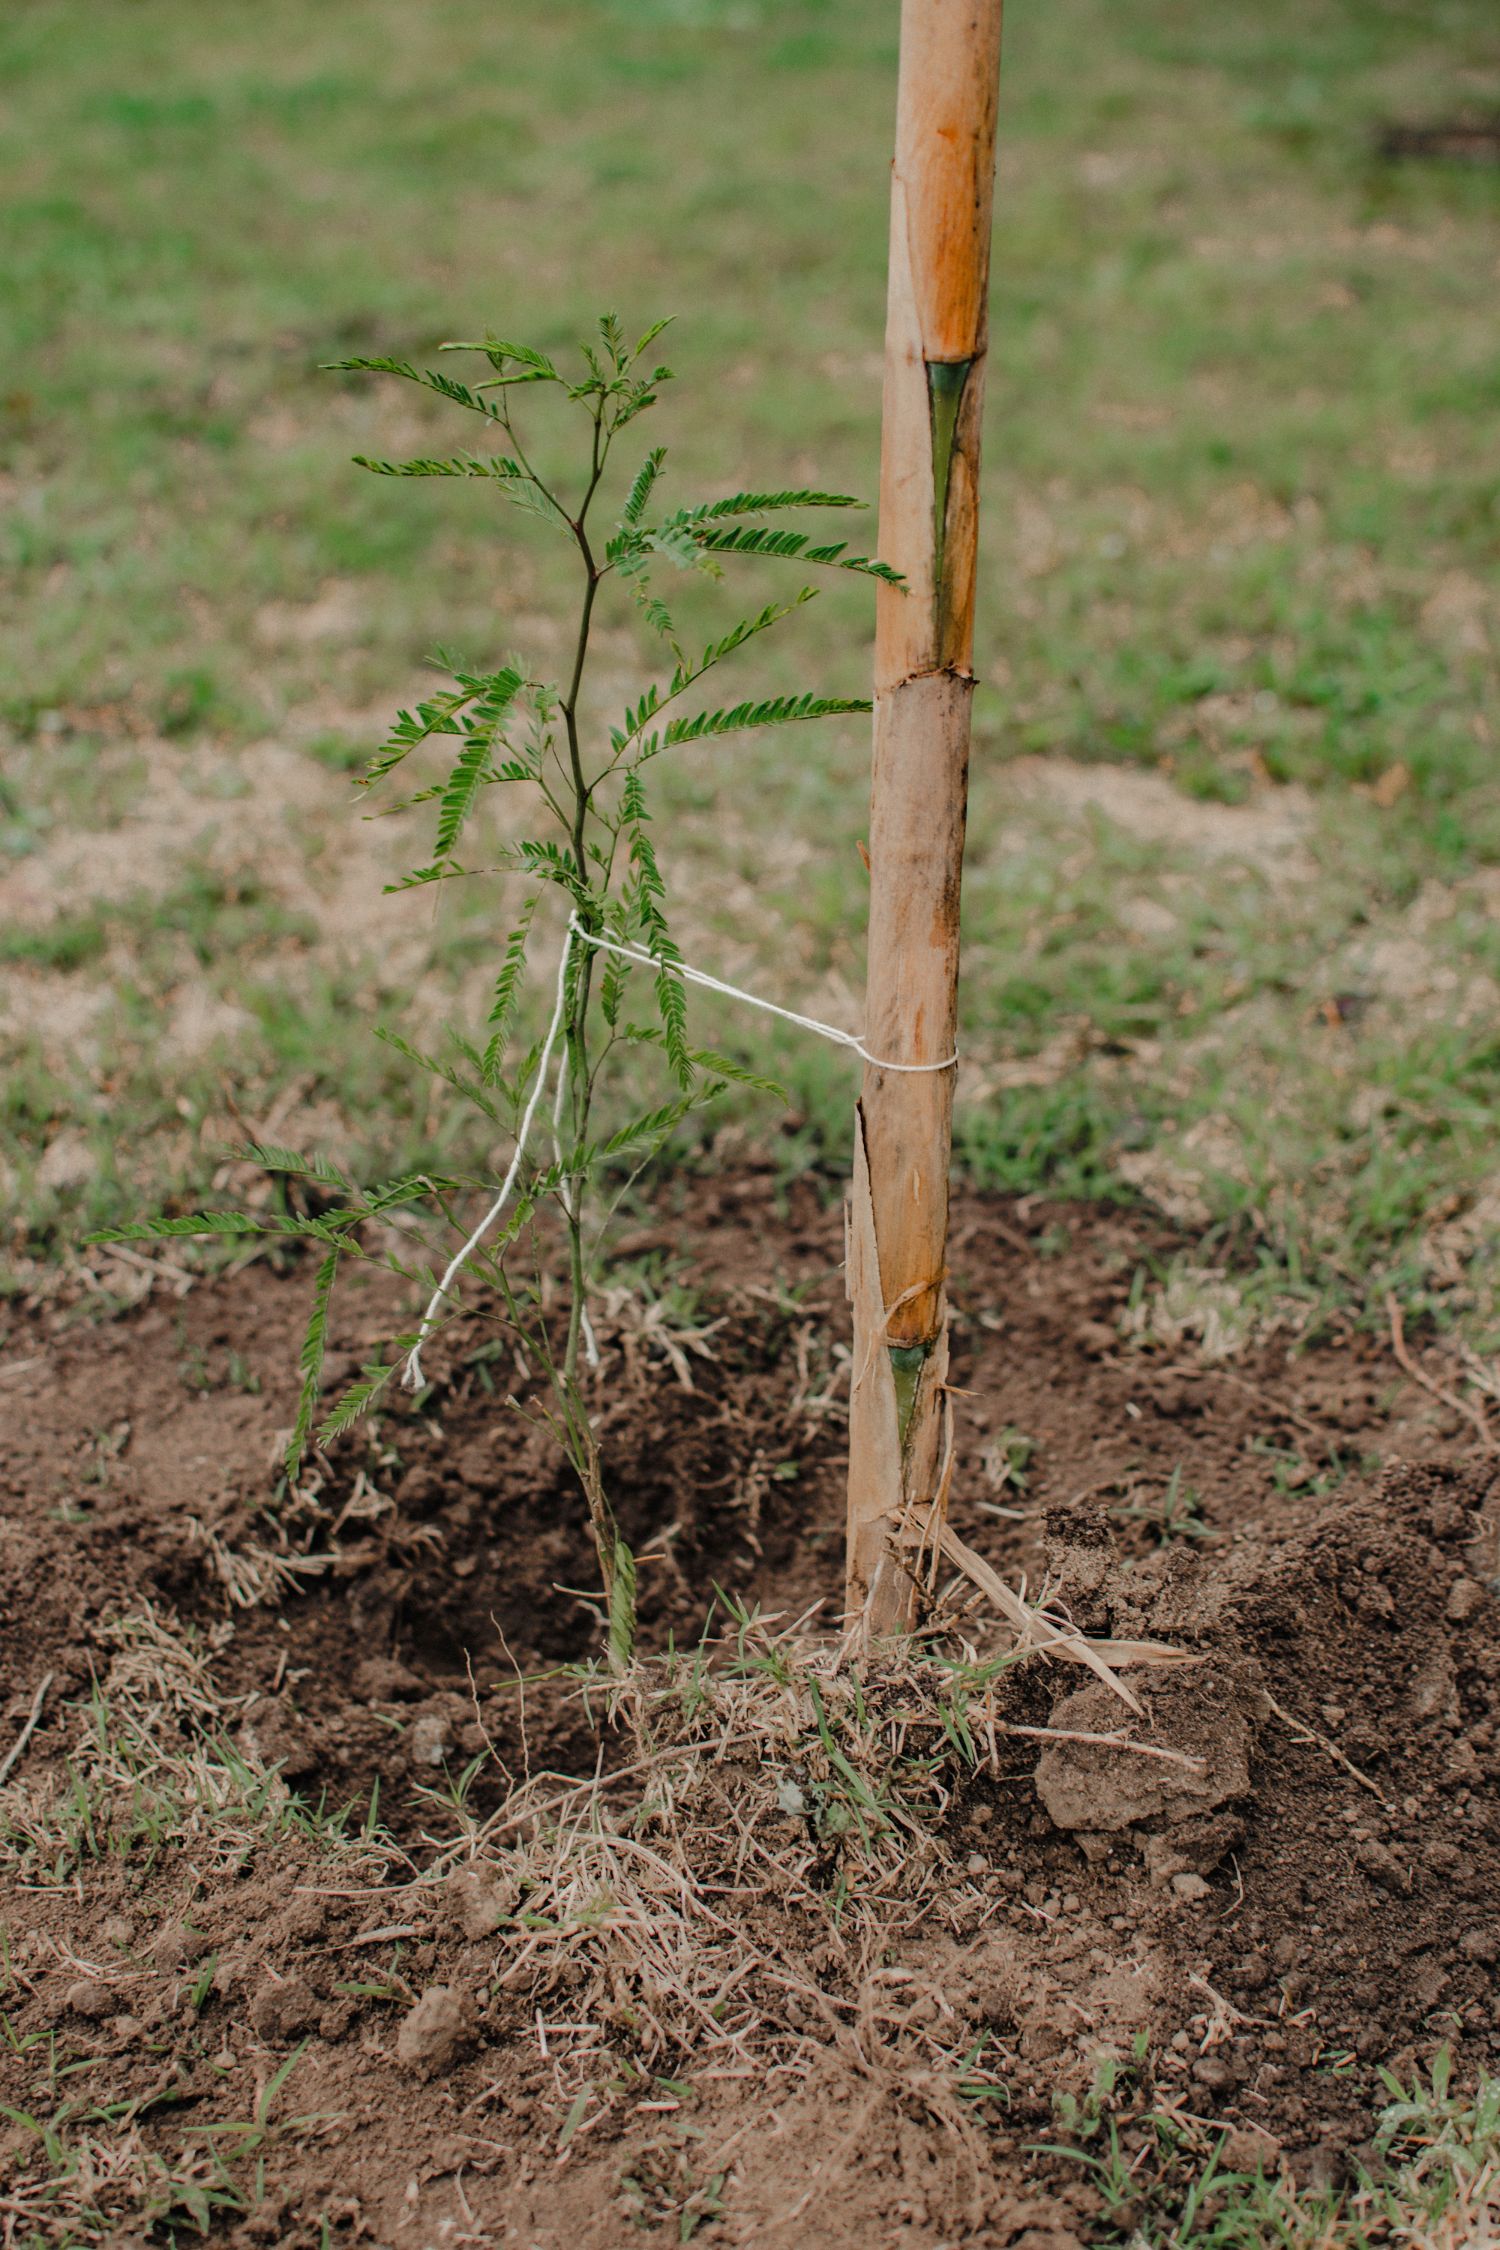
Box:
[403,913,959,1389]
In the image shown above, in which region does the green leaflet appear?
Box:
[383,862,475,892]
[434,733,494,861]
[621,447,667,526]
[600,1094,701,1157]
[484,893,541,1083]
[425,672,525,864]
[667,592,816,694]
[88,1211,268,1242]
[327,357,507,422]
[510,836,586,895]
[645,519,704,572]
[318,1358,403,1446]
[288,1250,339,1479]
[621,770,690,1088]
[235,1143,353,1187]
[351,450,527,479]
[689,1049,786,1100]
[440,336,561,380]
[606,594,821,765]
[363,690,470,788]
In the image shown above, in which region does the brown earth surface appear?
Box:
[1,1172,1498,2247]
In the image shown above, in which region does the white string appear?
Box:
[402,912,958,1388]
[404,931,573,1390]
[573,921,958,1076]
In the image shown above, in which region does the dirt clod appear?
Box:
[446,1865,515,1939]
[1447,1575,1487,1622]
[147,1919,208,1969]
[352,1656,424,1700]
[1033,1668,1252,1835]
[395,1983,475,2076]
[62,1979,113,2021]
[248,1976,321,2042]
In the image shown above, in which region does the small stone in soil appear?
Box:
[408,1714,450,1767]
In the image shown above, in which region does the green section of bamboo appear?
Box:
[846,0,1004,1637]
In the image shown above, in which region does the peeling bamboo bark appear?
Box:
[847,0,1004,1636]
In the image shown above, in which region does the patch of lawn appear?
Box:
[1,0,1496,1339]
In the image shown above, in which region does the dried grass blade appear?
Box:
[935,1524,1152,1715]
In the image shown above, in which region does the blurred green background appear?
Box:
[2,0,1497,1339]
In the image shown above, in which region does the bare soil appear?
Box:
[1,1172,1497,2247]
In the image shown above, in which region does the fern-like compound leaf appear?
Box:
[690,488,865,519]
[690,523,903,581]
[660,691,870,750]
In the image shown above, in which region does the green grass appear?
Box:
[1043,2040,1500,2246]
[1,0,1497,1335]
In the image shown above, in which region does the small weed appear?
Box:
[955,2036,1012,2112]
[1249,1436,1351,1501]
[186,1955,218,2013]
[977,1425,1034,1512]
[1049,2048,1135,2148]
[1111,1465,1213,1545]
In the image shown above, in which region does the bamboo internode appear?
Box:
[847,0,1004,1635]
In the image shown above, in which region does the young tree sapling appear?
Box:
[95,316,896,1664]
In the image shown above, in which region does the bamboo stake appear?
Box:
[847,0,1004,1636]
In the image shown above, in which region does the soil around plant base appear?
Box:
[0,1172,1497,2247]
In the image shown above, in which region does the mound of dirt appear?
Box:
[0,1178,1496,2245]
